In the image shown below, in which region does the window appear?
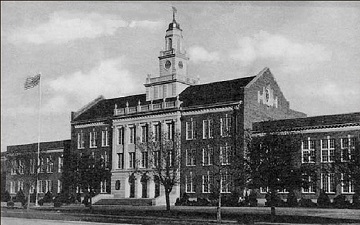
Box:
[101,130,109,147]
[321,173,335,193]
[221,172,231,193]
[18,180,24,191]
[57,180,62,193]
[163,84,168,98]
[104,151,109,168]
[89,130,97,148]
[100,180,107,193]
[166,122,174,140]
[129,152,135,168]
[46,156,54,173]
[202,172,212,193]
[11,160,17,175]
[260,187,268,193]
[220,115,232,137]
[115,180,121,190]
[341,137,355,161]
[341,173,354,194]
[30,158,35,174]
[302,175,316,193]
[58,156,63,173]
[321,138,335,162]
[302,138,315,163]
[141,125,148,143]
[202,119,213,139]
[220,143,231,165]
[186,119,195,140]
[154,123,161,142]
[154,86,159,99]
[10,181,16,194]
[129,126,136,144]
[46,180,52,193]
[18,159,24,174]
[154,151,160,167]
[39,157,45,173]
[172,83,176,96]
[117,153,124,169]
[77,131,85,149]
[202,147,213,166]
[186,172,195,193]
[186,149,196,166]
[118,127,124,145]
[30,184,35,193]
[141,152,148,168]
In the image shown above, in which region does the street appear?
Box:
[1,217,138,225]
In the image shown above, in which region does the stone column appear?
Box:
[135,175,142,198]
[148,177,155,198]
[124,176,129,198]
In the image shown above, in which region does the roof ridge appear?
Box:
[72,95,104,120]
[191,75,256,87]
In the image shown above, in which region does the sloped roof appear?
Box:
[179,76,256,108]
[73,94,147,122]
[253,112,360,132]
[7,140,70,154]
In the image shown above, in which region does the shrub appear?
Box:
[248,190,258,207]
[265,192,285,207]
[196,198,210,206]
[7,201,14,208]
[2,190,11,202]
[42,191,53,203]
[299,198,316,208]
[286,190,298,207]
[14,189,26,205]
[53,194,62,207]
[353,192,360,209]
[317,189,331,208]
[333,194,351,208]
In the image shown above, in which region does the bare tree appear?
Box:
[136,131,181,211]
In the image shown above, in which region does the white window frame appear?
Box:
[260,187,269,193]
[90,130,97,148]
[57,180,62,193]
[18,159,24,174]
[46,156,54,173]
[202,146,213,166]
[186,172,195,193]
[58,156,63,173]
[341,173,354,194]
[117,153,124,169]
[129,126,136,144]
[18,180,24,191]
[10,181,16,194]
[220,115,231,137]
[202,171,211,193]
[186,119,194,140]
[321,173,335,193]
[166,122,174,140]
[202,119,213,139]
[220,143,231,165]
[302,138,315,163]
[186,149,195,166]
[101,129,109,147]
[220,172,231,193]
[141,151,148,168]
[129,152,135,168]
[140,124,148,143]
[341,136,355,162]
[302,175,316,193]
[321,137,335,163]
[77,131,85,149]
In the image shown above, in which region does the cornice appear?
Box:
[74,122,107,128]
[113,110,181,123]
[182,101,242,116]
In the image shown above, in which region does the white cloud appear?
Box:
[129,20,164,29]
[47,57,140,112]
[8,11,163,44]
[188,46,221,63]
[230,31,332,72]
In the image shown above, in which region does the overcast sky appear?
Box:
[1,1,360,151]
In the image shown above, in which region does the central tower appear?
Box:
[145,9,198,101]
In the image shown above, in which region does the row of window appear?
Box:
[117,122,174,145]
[9,180,62,194]
[186,116,232,140]
[10,156,63,175]
[302,137,356,163]
[259,174,354,194]
[117,150,173,169]
[186,144,232,166]
[77,129,109,149]
[185,171,231,193]
[75,180,107,193]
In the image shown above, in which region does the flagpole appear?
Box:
[35,72,42,206]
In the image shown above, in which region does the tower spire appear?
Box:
[172,6,177,21]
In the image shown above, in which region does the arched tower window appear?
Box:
[168,38,172,50]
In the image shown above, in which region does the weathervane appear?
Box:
[172,6,177,21]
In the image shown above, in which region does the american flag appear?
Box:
[24,74,41,90]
